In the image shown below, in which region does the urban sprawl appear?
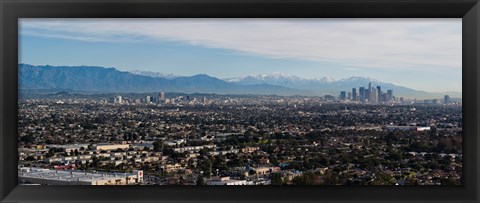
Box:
[18,83,462,186]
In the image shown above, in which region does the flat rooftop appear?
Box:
[19,167,138,182]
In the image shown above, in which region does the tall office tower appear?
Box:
[382,93,388,103]
[368,82,373,102]
[145,95,151,103]
[444,95,450,104]
[116,95,123,104]
[371,88,377,103]
[365,89,372,102]
[352,88,357,101]
[387,90,393,102]
[376,86,382,103]
[159,92,165,101]
[340,91,347,100]
[359,87,365,102]
[347,92,352,100]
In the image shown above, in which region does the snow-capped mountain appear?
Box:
[223,73,448,98]
[20,64,461,99]
[224,73,336,85]
[129,70,179,79]
[338,76,380,83]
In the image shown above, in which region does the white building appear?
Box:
[19,167,143,185]
[385,125,430,131]
[173,144,216,153]
[207,177,247,185]
[93,143,130,151]
[45,144,89,153]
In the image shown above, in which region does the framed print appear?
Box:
[1,0,479,202]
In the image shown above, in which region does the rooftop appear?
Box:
[19,167,140,183]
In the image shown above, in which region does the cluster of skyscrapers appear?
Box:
[113,92,166,105]
[340,82,394,103]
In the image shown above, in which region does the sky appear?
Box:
[19,18,462,93]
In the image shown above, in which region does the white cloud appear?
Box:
[20,18,462,71]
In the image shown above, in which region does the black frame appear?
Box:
[1,0,479,202]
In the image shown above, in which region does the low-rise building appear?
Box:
[18,167,143,185]
[93,143,130,151]
[207,176,247,185]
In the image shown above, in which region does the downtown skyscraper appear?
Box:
[339,82,394,104]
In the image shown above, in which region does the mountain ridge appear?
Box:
[19,64,306,96]
[18,64,461,99]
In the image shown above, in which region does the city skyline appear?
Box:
[19,18,461,93]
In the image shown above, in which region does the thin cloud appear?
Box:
[19,18,462,71]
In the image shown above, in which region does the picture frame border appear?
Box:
[1,0,479,202]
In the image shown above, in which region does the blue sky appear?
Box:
[19,19,462,93]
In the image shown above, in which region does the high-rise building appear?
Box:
[340,91,347,100]
[359,87,365,102]
[368,82,373,103]
[352,88,357,101]
[444,95,450,104]
[371,88,377,103]
[159,92,165,101]
[387,90,393,102]
[377,86,382,103]
[145,95,151,103]
[347,92,352,100]
[116,95,123,104]
[381,93,388,102]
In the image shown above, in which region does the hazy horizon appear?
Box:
[19,18,462,93]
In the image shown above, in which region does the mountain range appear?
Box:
[19,64,461,99]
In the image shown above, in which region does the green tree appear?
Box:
[153,140,164,152]
[293,172,318,185]
[196,175,205,185]
[20,134,35,144]
[46,148,55,158]
[371,172,396,185]
[271,173,283,185]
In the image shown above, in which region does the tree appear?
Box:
[371,172,396,185]
[387,150,403,161]
[46,148,55,158]
[20,134,35,144]
[25,156,36,161]
[292,172,320,185]
[322,170,339,185]
[91,155,99,167]
[196,175,205,185]
[153,140,164,152]
[271,173,283,185]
